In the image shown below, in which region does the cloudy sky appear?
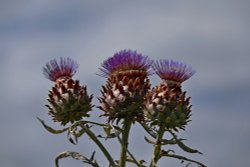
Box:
[0,0,249,167]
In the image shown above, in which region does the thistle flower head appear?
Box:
[46,79,93,125]
[144,83,192,131]
[153,60,195,83]
[98,50,153,123]
[43,57,93,125]
[98,50,153,78]
[43,57,79,82]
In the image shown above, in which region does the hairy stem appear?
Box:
[109,123,141,167]
[81,125,116,167]
[150,124,165,167]
[119,118,132,167]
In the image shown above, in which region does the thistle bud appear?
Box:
[98,50,153,123]
[144,60,195,131]
[43,57,93,125]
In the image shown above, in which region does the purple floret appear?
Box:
[153,59,195,82]
[99,49,153,77]
[43,57,79,81]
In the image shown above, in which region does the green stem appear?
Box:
[81,125,116,167]
[150,124,165,167]
[119,118,132,167]
[109,123,141,167]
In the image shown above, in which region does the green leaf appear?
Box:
[90,151,96,162]
[162,149,175,155]
[140,122,157,139]
[161,153,206,167]
[37,117,68,134]
[55,151,99,167]
[102,126,117,139]
[161,137,177,145]
[67,128,78,145]
[67,121,87,144]
[176,139,202,154]
[169,131,202,154]
[144,136,156,145]
[104,126,111,136]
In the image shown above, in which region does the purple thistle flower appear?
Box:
[153,59,195,83]
[43,57,79,82]
[98,49,153,77]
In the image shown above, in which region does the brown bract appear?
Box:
[143,81,191,131]
[98,70,150,123]
[46,78,93,125]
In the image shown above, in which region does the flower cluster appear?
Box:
[43,52,195,129]
[97,52,195,131]
[40,51,204,167]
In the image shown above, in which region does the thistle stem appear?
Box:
[110,123,141,167]
[81,125,116,167]
[119,118,132,167]
[150,124,165,167]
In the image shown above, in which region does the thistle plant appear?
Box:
[43,57,93,125]
[38,50,206,167]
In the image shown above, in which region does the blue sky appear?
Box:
[0,1,249,167]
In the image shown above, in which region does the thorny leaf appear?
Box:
[169,131,203,154]
[144,136,156,145]
[162,149,175,155]
[97,133,116,139]
[55,151,99,167]
[126,157,147,167]
[104,126,111,136]
[141,122,176,145]
[97,124,121,139]
[140,122,157,138]
[67,120,121,143]
[161,137,177,145]
[67,127,78,145]
[67,121,89,144]
[37,117,68,134]
[90,151,96,162]
[161,152,206,167]
[139,160,147,167]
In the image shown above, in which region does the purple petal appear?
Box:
[98,49,153,77]
[153,59,195,82]
[43,57,79,81]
